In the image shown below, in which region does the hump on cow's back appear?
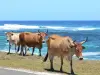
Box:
[25,32,32,35]
[49,34,62,39]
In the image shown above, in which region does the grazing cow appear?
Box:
[43,34,87,74]
[19,30,48,56]
[5,32,20,54]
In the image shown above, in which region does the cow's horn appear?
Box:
[80,37,88,44]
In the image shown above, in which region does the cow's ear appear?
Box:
[82,46,85,49]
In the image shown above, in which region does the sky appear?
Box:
[0,0,100,21]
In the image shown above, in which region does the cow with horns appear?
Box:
[19,30,48,56]
[43,34,88,74]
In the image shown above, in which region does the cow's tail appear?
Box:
[43,52,48,62]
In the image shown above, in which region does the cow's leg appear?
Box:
[7,43,11,54]
[15,44,17,53]
[20,46,23,55]
[19,45,22,55]
[39,49,41,56]
[32,47,35,56]
[20,46,24,56]
[17,45,20,53]
[60,56,63,72]
[22,46,25,56]
[43,52,48,62]
[24,46,27,56]
[70,56,75,75]
[49,55,54,71]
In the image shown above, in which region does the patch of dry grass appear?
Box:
[0,52,100,75]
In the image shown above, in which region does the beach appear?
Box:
[0,52,100,75]
[0,0,100,74]
[1,21,100,60]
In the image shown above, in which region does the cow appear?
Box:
[5,32,20,54]
[5,32,29,54]
[19,30,48,56]
[43,34,87,74]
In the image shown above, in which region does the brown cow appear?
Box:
[43,34,87,74]
[19,30,48,56]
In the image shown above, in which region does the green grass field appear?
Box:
[0,52,100,75]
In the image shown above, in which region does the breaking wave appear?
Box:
[0,24,99,31]
[83,52,100,56]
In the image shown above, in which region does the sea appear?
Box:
[0,21,100,60]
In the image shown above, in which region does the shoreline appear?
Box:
[0,50,100,61]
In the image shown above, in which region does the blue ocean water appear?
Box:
[0,21,100,60]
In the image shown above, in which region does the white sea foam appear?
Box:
[5,43,9,45]
[0,24,39,30]
[83,52,100,56]
[77,27,96,31]
[0,24,99,31]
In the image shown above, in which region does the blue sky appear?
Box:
[0,0,100,21]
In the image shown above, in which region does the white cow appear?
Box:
[5,32,20,54]
[5,32,29,54]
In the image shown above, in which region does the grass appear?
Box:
[0,52,100,75]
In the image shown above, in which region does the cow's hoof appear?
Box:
[69,73,75,75]
[60,68,63,72]
[7,52,10,55]
[51,68,54,71]
[23,54,25,56]
[39,54,41,56]
[23,53,25,56]
[70,72,75,75]
[31,54,34,56]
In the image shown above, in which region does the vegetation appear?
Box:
[0,52,100,75]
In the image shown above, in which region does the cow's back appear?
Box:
[19,32,41,47]
[47,35,73,56]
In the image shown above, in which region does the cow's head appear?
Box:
[5,32,13,42]
[74,37,88,60]
[38,30,48,43]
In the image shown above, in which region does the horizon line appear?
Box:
[0,20,100,21]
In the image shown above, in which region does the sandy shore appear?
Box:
[0,52,100,75]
